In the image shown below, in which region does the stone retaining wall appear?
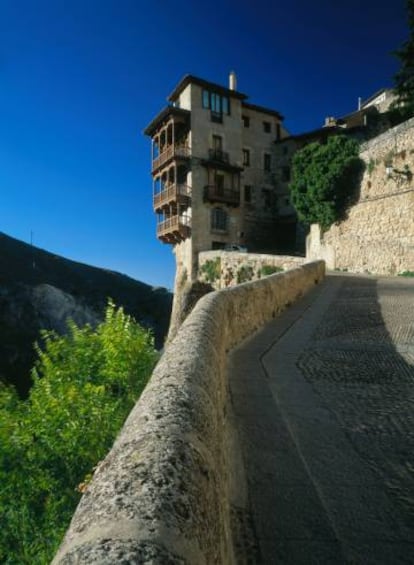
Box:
[199,250,305,289]
[307,117,414,274]
[53,261,325,564]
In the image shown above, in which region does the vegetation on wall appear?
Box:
[290,135,364,230]
[237,264,254,284]
[0,301,157,564]
[200,257,221,283]
[260,265,284,276]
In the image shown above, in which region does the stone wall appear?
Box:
[199,250,305,289]
[307,117,414,274]
[53,261,325,565]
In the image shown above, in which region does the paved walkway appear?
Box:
[229,274,414,564]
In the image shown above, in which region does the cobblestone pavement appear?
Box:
[229,274,414,564]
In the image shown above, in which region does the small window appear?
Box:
[212,241,226,250]
[243,148,250,166]
[211,92,221,113]
[242,115,250,128]
[264,153,271,171]
[263,121,271,133]
[285,197,290,205]
[213,135,223,151]
[244,185,252,203]
[211,208,228,231]
[282,146,289,155]
[276,123,281,140]
[202,89,210,109]
[282,166,291,182]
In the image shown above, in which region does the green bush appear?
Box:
[260,265,284,276]
[398,270,414,277]
[0,301,157,564]
[237,264,254,284]
[200,257,221,283]
[290,135,364,230]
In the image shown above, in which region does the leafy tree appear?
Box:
[393,0,414,115]
[289,135,363,230]
[0,301,157,564]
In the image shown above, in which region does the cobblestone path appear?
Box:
[229,274,414,564]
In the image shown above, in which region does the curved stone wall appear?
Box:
[53,261,325,564]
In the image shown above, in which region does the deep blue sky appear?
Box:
[0,0,408,289]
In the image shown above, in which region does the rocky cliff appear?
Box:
[0,232,172,396]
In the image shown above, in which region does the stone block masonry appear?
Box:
[307,117,414,274]
[53,261,325,564]
[199,250,305,289]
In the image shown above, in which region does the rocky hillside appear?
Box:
[0,232,172,396]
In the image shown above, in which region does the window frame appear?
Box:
[263,121,271,133]
[211,207,228,232]
[243,148,250,166]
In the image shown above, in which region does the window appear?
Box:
[282,146,289,155]
[202,89,210,109]
[211,92,221,113]
[263,121,271,133]
[276,123,281,140]
[244,185,252,203]
[212,241,226,250]
[211,208,228,231]
[213,135,223,151]
[242,115,250,128]
[243,148,250,166]
[264,153,271,171]
[202,89,230,118]
[282,166,291,182]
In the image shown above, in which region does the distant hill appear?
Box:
[0,232,172,396]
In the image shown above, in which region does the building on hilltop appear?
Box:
[144,73,296,285]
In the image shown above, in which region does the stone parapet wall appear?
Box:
[53,261,325,564]
[307,117,414,275]
[199,250,305,289]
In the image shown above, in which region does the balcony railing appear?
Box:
[204,185,240,206]
[152,145,190,172]
[208,148,229,163]
[153,184,191,211]
[156,215,191,243]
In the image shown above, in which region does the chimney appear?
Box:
[358,97,362,110]
[229,70,237,91]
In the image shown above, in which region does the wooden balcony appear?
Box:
[156,215,191,244]
[204,185,240,207]
[152,145,190,173]
[153,184,191,211]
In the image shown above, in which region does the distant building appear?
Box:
[144,73,295,283]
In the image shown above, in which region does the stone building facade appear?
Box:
[144,73,294,288]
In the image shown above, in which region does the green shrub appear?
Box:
[0,301,157,564]
[398,270,414,277]
[260,265,284,276]
[237,264,254,284]
[200,257,221,283]
[290,135,364,230]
